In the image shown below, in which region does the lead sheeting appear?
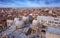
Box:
[46,26,60,35]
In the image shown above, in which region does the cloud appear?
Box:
[0,0,60,7]
[0,0,40,7]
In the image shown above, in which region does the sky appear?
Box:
[0,0,60,8]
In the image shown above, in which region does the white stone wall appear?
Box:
[6,20,14,27]
[31,19,39,30]
[37,16,60,27]
[46,32,60,38]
